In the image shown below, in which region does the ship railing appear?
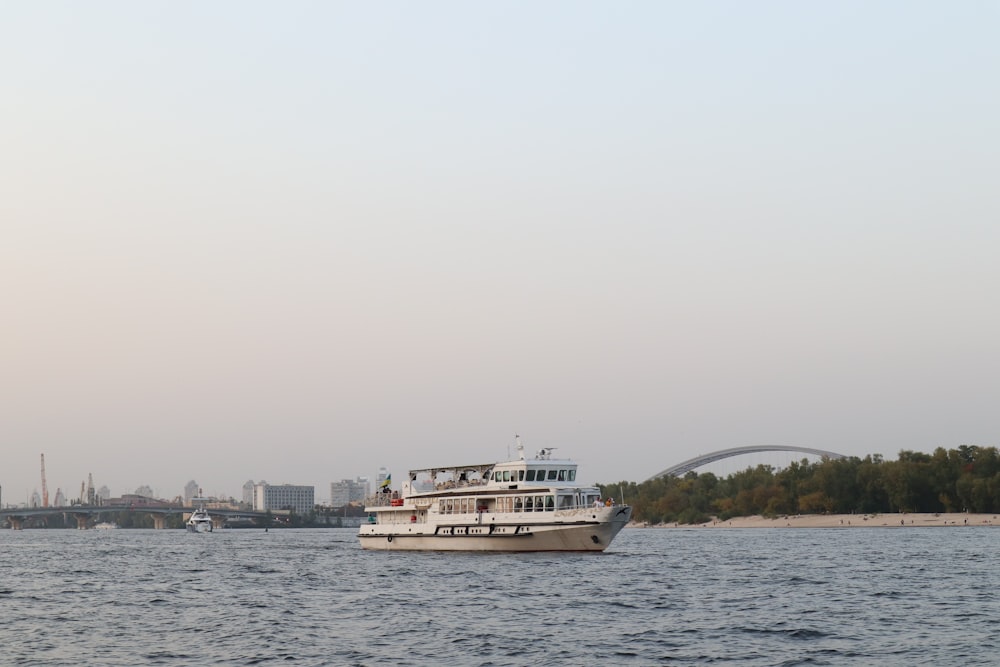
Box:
[365,493,401,507]
[553,501,629,513]
[433,501,625,515]
[433,478,487,491]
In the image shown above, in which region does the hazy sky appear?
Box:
[3,2,998,505]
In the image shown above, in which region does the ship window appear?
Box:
[518,470,525,481]
[547,470,558,481]
[525,496,534,511]
[546,495,554,510]
[568,470,576,481]
[514,497,522,511]
[557,470,565,481]
[525,470,535,481]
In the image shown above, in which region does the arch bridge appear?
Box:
[647,445,847,482]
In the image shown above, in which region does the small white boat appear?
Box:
[186,505,213,533]
[94,522,118,530]
[359,437,631,552]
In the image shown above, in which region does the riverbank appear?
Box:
[634,512,999,528]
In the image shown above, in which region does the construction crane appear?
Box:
[41,454,49,508]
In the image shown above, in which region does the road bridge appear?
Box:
[0,506,270,530]
[647,445,848,482]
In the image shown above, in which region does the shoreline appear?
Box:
[631,512,999,528]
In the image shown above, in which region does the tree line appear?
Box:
[600,445,1000,525]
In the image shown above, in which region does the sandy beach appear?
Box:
[636,513,1000,528]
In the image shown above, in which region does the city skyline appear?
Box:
[2,460,387,508]
[4,3,998,505]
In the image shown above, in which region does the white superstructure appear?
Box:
[358,440,631,552]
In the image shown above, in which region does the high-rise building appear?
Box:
[242,480,256,507]
[184,480,200,504]
[330,477,370,508]
[253,483,314,515]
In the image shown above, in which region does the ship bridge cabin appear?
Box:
[399,447,582,496]
[487,459,578,486]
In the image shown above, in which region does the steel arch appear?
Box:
[647,445,847,481]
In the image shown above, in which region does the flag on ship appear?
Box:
[380,474,391,488]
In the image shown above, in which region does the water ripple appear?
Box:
[0,527,998,665]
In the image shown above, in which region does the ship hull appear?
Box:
[359,507,631,552]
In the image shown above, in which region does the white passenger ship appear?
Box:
[358,440,631,552]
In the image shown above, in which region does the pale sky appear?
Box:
[2,2,998,505]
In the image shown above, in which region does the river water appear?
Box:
[1,527,997,666]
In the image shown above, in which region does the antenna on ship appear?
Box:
[516,434,524,460]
